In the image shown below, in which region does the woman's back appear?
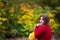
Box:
[34,25,52,40]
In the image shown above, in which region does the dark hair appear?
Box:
[40,14,50,25]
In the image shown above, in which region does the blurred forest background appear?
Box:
[0,0,60,40]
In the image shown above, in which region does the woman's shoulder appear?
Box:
[39,24,50,28]
[41,24,50,27]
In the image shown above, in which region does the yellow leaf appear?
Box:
[2,18,7,21]
[10,7,14,12]
[48,13,55,18]
[52,30,55,33]
[0,13,2,16]
[0,22,2,25]
[29,32,35,40]
[49,19,55,23]
[17,20,23,24]
[0,2,3,6]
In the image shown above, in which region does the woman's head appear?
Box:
[39,14,50,25]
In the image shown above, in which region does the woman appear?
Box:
[34,14,52,40]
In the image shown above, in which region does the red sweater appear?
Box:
[34,25,52,40]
